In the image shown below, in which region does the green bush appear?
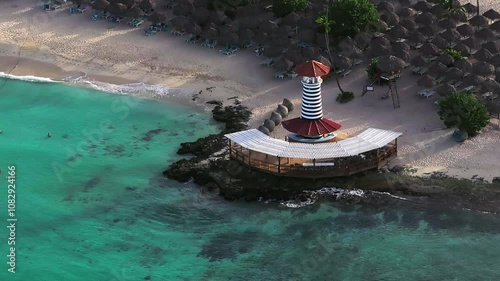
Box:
[329,0,379,38]
[446,48,462,61]
[438,92,490,136]
[272,0,308,18]
[336,91,355,103]
[366,57,380,81]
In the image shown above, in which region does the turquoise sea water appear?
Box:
[1,77,500,281]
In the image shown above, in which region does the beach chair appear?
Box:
[435,76,445,84]
[298,42,309,48]
[287,71,298,79]
[201,39,210,47]
[461,85,474,93]
[470,49,478,55]
[275,71,285,79]
[110,16,124,23]
[133,19,144,27]
[335,69,345,75]
[208,40,218,48]
[242,41,254,49]
[353,59,363,66]
[145,29,157,36]
[184,34,195,42]
[412,67,421,75]
[423,91,434,98]
[341,69,352,77]
[452,81,462,88]
[429,56,437,62]
[77,5,88,13]
[417,67,428,75]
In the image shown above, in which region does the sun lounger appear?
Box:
[208,40,218,48]
[418,89,434,98]
[185,34,195,42]
[133,20,143,27]
[287,71,298,78]
[353,59,363,66]
[489,94,498,101]
[470,49,478,55]
[461,85,474,92]
[77,5,88,13]
[341,69,352,77]
[412,43,423,50]
[452,81,462,88]
[412,67,421,74]
[335,69,345,75]
[260,58,274,67]
[429,56,437,62]
[435,76,445,84]
[298,42,310,48]
[201,39,210,47]
[145,29,157,36]
[275,72,285,79]
[417,67,428,75]
[242,41,254,48]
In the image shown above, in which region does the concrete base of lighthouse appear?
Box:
[287,132,337,143]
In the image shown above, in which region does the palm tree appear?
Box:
[439,0,466,20]
[315,0,345,94]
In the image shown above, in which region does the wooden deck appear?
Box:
[229,143,398,178]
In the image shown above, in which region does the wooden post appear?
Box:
[248,150,252,166]
[228,139,232,158]
[313,158,316,167]
[395,138,398,157]
[278,156,281,175]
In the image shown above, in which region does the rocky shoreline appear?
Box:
[164,101,500,214]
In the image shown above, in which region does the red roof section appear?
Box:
[282,117,341,136]
[295,60,331,77]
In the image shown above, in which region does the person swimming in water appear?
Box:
[48,132,52,138]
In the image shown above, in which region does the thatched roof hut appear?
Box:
[446,67,464,81]
[474,48,493,61]
[437,53,454,66]
[420,42,440,56]
[440,29,461,42]
[483,9,500,20]
[354,32,372,50]
[416,12,437,25]
[431,36,449,49]
[412,55,428,67]
[398,7,417,19]
[408,31,426,43]
[457,24,475,37]
[453,59,473,73]
[475,28,495,40]
[400,19,418,31]
[469,15,489,27]
[428,62,447,76]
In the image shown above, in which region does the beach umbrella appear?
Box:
[491,54,500,68]
[475,28,495,40]
[338,36,356,52]
[148,12,166,24]
[210,11,228,26]
[333,56,352,70]
[274,58,294,71]
[413,1,433,12]
[393,41,410,52]
[437,83,457,97]
[192,7,210,25]
[462,3,478,15]
[483,9,500,20]
[347,46,364,58]
[418,25,438,37]
[446,67,464,81]
[430,3,445,17]
[440,29,461,43]
[315,55,332,68]
[482,79,500,92]
[370,44,391,57]
[469,15,489,28]
[378,1,395,13]
[298,28,315,43]
[283,12,300,26]
[462,37,478,49]
[453,42,471,56]
[219,33,239,45]
[377,55,406,72]
[377,20,390,32]
[408,31,426,43]
[418,75,436,87]
[398,7,417,19]
[428,62,447,76]
[473,61,495,77]
[170,16,188,30]
[138,0,155,11]
[203,25,218,40]
[420,42,440,56]
[438,18,457,29]
[126,6,145,18]
[354,32,372,50]
[431,36,448,50]
[91,0,110,11]
[185,22,202,35]
[496,73,500,83]
[277,25,294,39]
[453,59,472,73]
[457,24,475,38]
[490,21,500,33]
[238,29,255,42]
[301,47,317,60]
[287,52,305,66]
[452,11,468,23]
[259,21,278,34]
[412,55,428,67]
[464,74,485,86]
[400,19,418,31]
[393,48,410,62]
[172,4,191,17]
[380,11,400,26]
[416,12,436,25]
[389,25,409,40]
[474,48,493,61]
[437,53,454,66]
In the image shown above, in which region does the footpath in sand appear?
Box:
[0,0,499,181]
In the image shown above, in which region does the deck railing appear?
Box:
[229,145,398,178]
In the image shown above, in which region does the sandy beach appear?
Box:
[1,0,499,181]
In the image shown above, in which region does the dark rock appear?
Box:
[177,133,225,157]
[493,177,500,184]
[263,119,275,131]
[277,104,289,117]
[270,111,282,125]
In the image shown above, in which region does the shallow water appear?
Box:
[1,78,500,280]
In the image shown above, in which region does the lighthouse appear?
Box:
[282,60,341,143]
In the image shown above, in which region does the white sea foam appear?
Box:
[0,72,58,83]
